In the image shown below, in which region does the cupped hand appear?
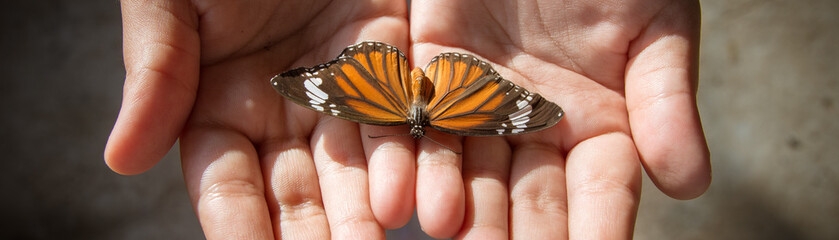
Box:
[408,0,710,238]
[107,0,711,239]
[107,0,412,238]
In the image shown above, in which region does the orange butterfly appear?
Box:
[271,41,563,138]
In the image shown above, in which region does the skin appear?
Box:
[107,0,709,239]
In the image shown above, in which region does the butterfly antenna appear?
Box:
[422,136,462,155]
[368,134,412,138]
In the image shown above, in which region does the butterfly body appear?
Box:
[406,67,434,138]
[271,41,563,138]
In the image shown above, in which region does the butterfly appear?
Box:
[271,41,563,139]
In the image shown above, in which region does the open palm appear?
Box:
[407,0,710,238]
[106,0,709,239]
[108,1,411,239]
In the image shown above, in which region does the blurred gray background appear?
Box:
[2,0,836,239]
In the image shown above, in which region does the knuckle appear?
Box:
[202,179,264,202]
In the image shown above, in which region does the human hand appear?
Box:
[107,0,413,238]
[108,0,710,239]
[407,0,710,238]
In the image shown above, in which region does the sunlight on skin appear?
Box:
[110,0,707,239]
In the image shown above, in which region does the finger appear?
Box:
[261,137,329,239]
[625,1,710,199]
[106,0,200,174]
[566,133,641,239]
[311,118,384,239]
[354,37,416,230]
[181,127,274,239]
[457,137,511,239]
[360,124,416,229]
[508,141,568,239]
[415,131,465,239]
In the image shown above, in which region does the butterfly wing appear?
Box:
[271,41,412,125]
[425,53,564,136]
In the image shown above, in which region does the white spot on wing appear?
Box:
[310,77,322,86]
[516,99,527,109]
[496,129,505,134]
[306,92,325,104]
[509,105,532,120]
[509,104,532,129]
[511,129,524,134]
[511,117,529,128]
[312,105,324,111]
[304,79,328,100]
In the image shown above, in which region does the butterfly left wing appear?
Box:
[270,42,412,125]
[425,53,564,136]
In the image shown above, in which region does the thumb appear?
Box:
[624,1,710,199]
[105,0,199,175]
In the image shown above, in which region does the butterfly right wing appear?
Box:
[424,53,564,136]
[270,42,412,126]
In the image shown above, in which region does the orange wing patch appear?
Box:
[425,54,495,111]
[387,51,411,105]
[352,53,369,72]
[349,44,410,112]
[334,74,360,98]
[428,56,453,104]
[432,114,492,129]
[462,65,485,87]
[477,92,504,112]
[340,64,398,112]
[345,99,404,121]
[431,81,501,119]
[449,60,468,89]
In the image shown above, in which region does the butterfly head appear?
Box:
[409,123,426,139]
